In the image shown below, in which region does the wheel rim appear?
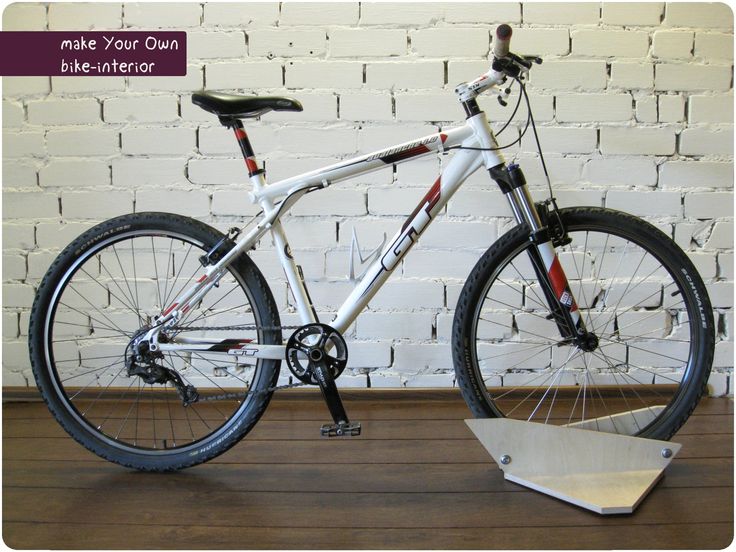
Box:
[43,229,267,455]
[470,222,698,436]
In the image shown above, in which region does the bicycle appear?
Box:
[29,25,715,471]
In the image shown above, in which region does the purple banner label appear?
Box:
[0,31,187,76]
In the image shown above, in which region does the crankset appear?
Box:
[285,323,348,384]
[285,323,360,437]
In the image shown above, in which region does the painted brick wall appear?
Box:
[2,2,733,395]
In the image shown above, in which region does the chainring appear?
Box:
[285,323,348,384]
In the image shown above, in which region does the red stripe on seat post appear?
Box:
[245,158,258,173]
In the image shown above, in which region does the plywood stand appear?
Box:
[465,417,681,515]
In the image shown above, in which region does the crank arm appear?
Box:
[312,360,350,427]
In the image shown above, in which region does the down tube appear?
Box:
[331,146,483,334]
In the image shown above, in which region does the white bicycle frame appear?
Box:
[153,64,583,361]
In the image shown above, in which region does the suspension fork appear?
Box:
[490,164,589,343]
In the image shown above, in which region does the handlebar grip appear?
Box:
[493,24,512,58]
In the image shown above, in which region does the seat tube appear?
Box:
[231,120,317,325]
[271,222,318,325]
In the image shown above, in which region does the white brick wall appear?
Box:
[2,2,733,394]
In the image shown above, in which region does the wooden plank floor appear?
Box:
[3,390,733,549]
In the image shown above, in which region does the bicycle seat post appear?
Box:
[224,118,266,194]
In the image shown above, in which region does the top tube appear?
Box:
[253,124,475,203]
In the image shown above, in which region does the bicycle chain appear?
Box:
[167,323,307,402]
[195,381,306,402]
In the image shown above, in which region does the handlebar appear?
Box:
[454,24,541,102]
[493,24,513,59]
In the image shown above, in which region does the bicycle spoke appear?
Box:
[162,243,195,308]
[477,342,552,363]
[61,288,129,338]
[190,351,254,386]
[593,345,685,384]
[99,256,138,315]
[527,346,578,421]
[67,358,126,399]
[57,301,130,337]
[61,358,126,383]
[161,239,175,309]
[479,315,559,344]
[79,266,141,318]
[165,383,177,448]
[80,365,127,417]
[595,250,650,336]
[96,376,139,433]
[151,236,164,311]
[111,244,143,326]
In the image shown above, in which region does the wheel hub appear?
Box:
[576,331,599,353]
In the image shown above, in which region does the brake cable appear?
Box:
[445,76,531,152]
[445,72,560,211]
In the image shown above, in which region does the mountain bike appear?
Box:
[29,25,715,471]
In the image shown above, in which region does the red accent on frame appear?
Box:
[381,144,431,164]
[548,257,579,312]
[402,177,441,231]
[440,133,448,143]
[424,177,442,212]
[234,128,248,140]
[245,158,258,173]
[197,275,207,283]
[162,303,178,316]
[232,340,254,348]
[547,257,567,297]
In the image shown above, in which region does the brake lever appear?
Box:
[492,58,521,78]
[495,86,513,107]
[508,52,533,69]
[507,52,543,69]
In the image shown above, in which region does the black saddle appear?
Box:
[191,91,303,120]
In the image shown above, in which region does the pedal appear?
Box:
[321,421,361,437]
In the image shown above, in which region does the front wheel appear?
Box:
[452,207,714,440]
[29,212,282,471]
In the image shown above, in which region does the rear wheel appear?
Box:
[29,212,282,470]
[452,207,714,440]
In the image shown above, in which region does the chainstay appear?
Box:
[169,324,307,402]
[170,324,302,332]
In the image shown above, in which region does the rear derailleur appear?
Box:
[125,328,199,406]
